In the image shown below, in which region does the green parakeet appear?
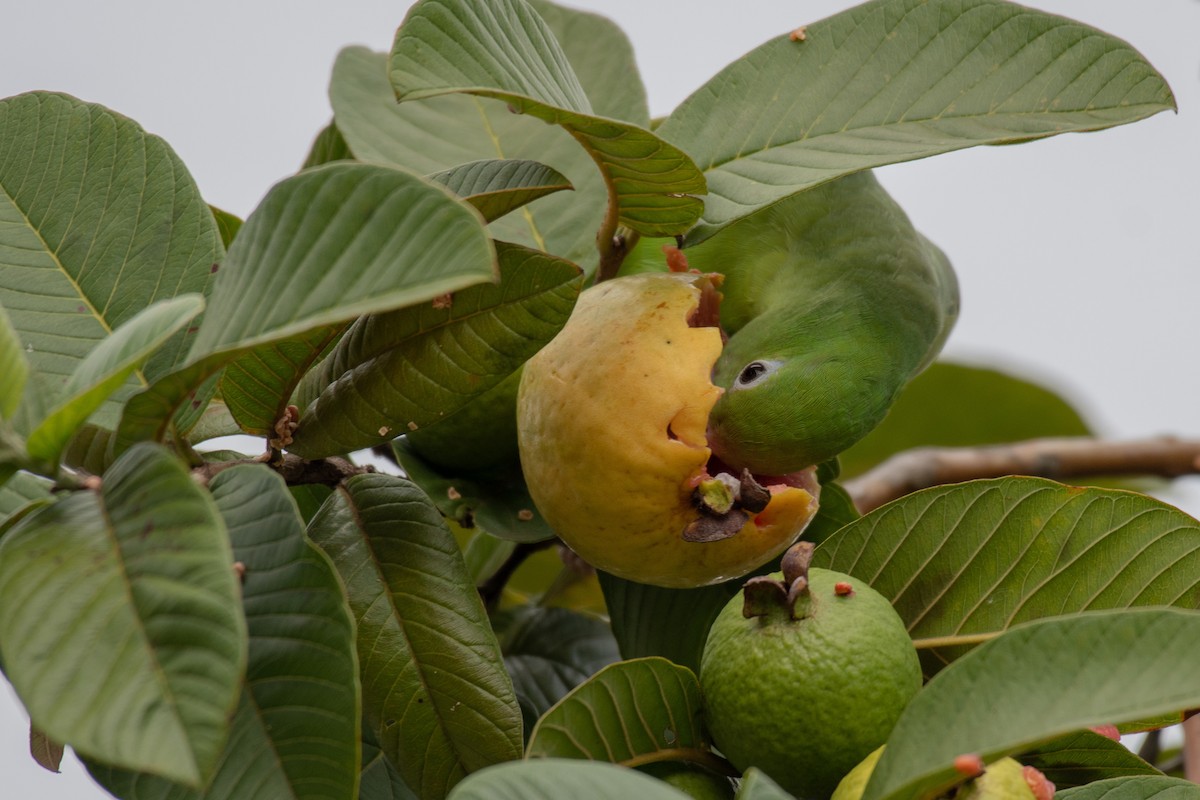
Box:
[645,171,959,475]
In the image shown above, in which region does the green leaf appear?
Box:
[494,605,620,731]
[813,477,1200,675]
[211,465,360,797]
[801,480,860,546]
[26,294,204,465]
[116,162,496,447]
[0,92,220,422]
[735,769,796,800]
[86,469,365,800]
[598,573,738,675]
[392,441,556,545]
[0,302,27,419]
[657,0,1176,244]
[0,419,28,488]
[1021,730,1162,790]
[1056,776,1200,799]
[291,241,580,459]
[839,362,1092,478]
[390,0,704,238]
[447,759,690,800]
[0,470,52,531]
[209,206,242,250]
[307,474,523,800]
[0,443,245,786]
[204,162,498,436]
[361,723,419,800]
[527,657,716,771]
[303,121,354,169]
[430,160,572,223]
[862,608,1200,800]
[61,424,118,475]
[331,1,649,271]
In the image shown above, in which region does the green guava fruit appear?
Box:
[699,544,921,798]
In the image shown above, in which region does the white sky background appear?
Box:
[1,1,1198,796]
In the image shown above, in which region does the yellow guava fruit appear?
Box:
[517,271,817,588]
[831,746,1055,800]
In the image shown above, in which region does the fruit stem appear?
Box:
[782,541,814,588]
[621,747,739,777]
[742,542,816,620]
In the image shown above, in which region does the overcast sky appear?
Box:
[2,1,1198,796]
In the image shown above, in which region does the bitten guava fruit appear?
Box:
[699,544,921,798]
[517,271,818,588]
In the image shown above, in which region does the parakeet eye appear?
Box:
[734,360,780,388]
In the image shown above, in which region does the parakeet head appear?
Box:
[706,312,901,476]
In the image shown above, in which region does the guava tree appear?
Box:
[1,1,1198,799]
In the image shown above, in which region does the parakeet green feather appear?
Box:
[682,171,958,475]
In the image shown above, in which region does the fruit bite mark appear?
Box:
[518,271,819,587]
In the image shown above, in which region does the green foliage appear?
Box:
[814,477,1200,675]
[0,1,1188,799]
[862,608,1200,800]
[526,658,711,768]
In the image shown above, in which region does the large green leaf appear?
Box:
[0,302,27,419]
[209,465,360,798]
[0,92,220,422]
[1057,776,1200,799]
[206,163,498,437]
[26,294,204,465]
[839,362,1092,478]
[493,605,620,732]
[598,573,739,675]
[0,443,245,786]
[330,0,650,271]
[116,162,496,448]
[447,759,690,800]
[1021,730,1162,790]
[389,0,704,239]
[291,241,580,458]
[392,440,556,545]
[862,608,1200,800]
[90,466,361,800]
[429,160,572,223]
[527,657,717,771]
[813,477,1200,675]
[658,0,1176,244]
[307,474,523,800]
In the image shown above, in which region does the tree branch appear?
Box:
[192,453,374,487]
[843,436,1200,514]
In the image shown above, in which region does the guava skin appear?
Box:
[700,567,921,798]
[516,272,818,588]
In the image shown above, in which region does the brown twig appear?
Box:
[843,436,1200,514]
[477,539,556,611]
[1185,713,1200,784]
[192,453,374,487]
